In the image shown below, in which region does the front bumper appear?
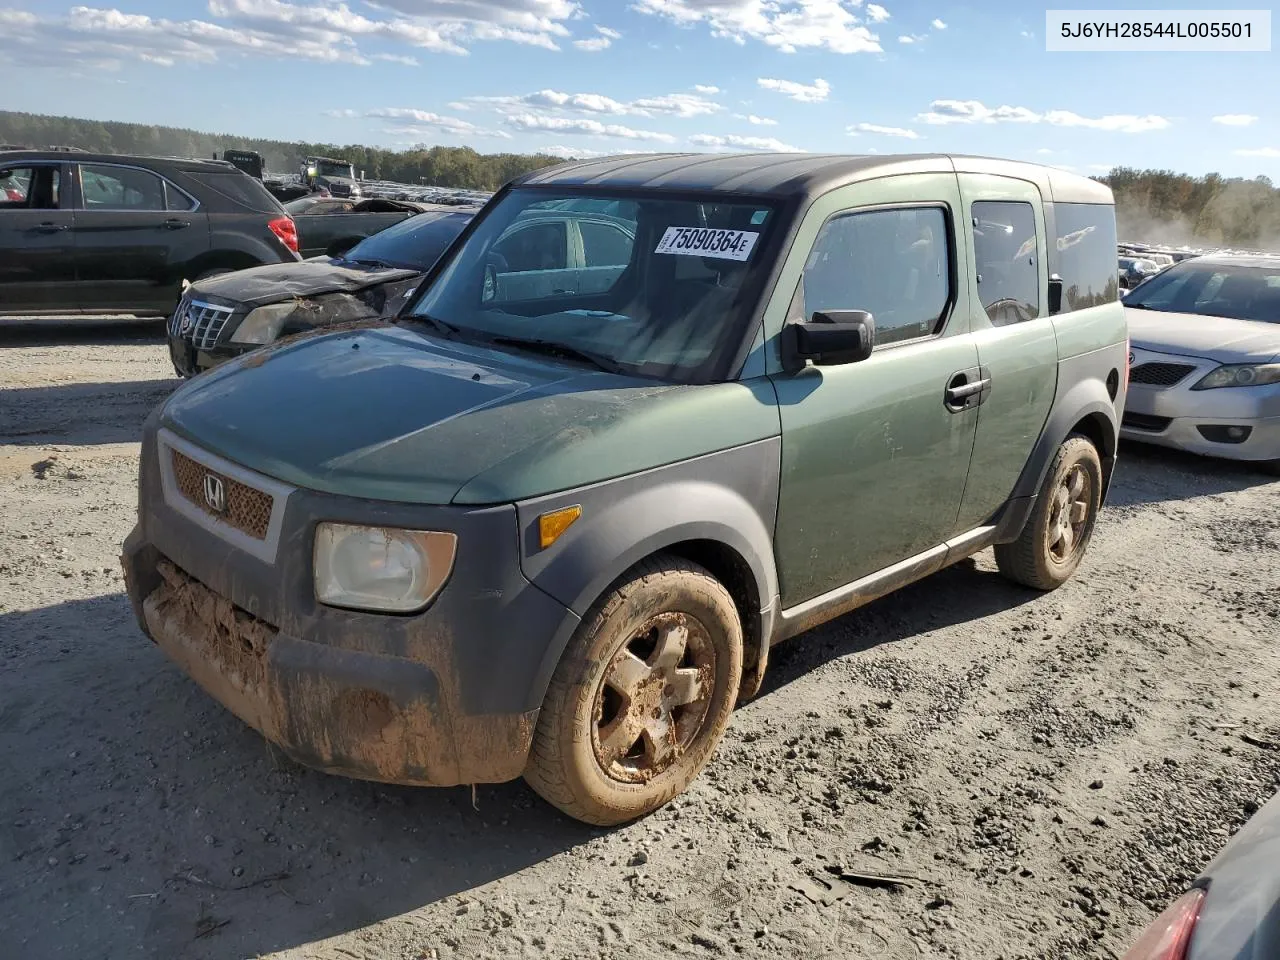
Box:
[1121,347,1280,462]
[121,424,579,787]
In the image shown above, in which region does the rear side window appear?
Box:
[803,206,952,347]
[80,164,166,211]
[164,181,196,212]
[1051,202,1119,311]
[187,171,284,213]
[580,220,635,267]
[972,200,1040,325]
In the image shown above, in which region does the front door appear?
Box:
[952,175,1058,531]
[0,162,75,314]
[770,174,980,606]
[72,162,205,315]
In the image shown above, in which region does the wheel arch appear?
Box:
[516,444,783,713]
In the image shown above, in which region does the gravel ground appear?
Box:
[2,321,1279,960]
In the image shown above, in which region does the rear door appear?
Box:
[72,162,207,315]
[952,174,1058,531]
[0,161,75,314]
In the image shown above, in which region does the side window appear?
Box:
[492,220,567,272]
[972,200,1040,325]
[802,206,952,347]
[164,181,196,212]
[580,220,635,268]
[0,166,60,210]
[80,164,166,211]
[1051,202,1118,311]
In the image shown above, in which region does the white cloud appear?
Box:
[469,88,722,119]
[632,0,883,54]
[735,114,778,126]
[1213,114,1259,127]
[367,107,509,138]
[917,99,1170,134]
[690,133,803,153]
[574,23,620,51]
[897,33,920,43]
[1236,147,1280,158]
[537,144,611,159]
[1089,163,1114,172]
[932,18,947,29]
[504,112,678,142]
[1036,147,1053,155]
[324,108,359,118]
[0,0,584,70]
[866,4,890,22]
[757,76,831,103]
[1043,109,1170,133]
[848,122,920,139]
[694,84,721,95]
[918,100,1039,125]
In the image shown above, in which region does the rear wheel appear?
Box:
[996,436,1102,590]
[524,555,742,826]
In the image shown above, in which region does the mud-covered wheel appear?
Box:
[524,555,742,826]
[995,435,1102,591]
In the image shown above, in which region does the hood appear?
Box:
[1125,308,1280,364]
[159,325,779,506]
[191,260,420,309]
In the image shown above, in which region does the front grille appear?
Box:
[173,297,236,350]
[1130,362,1197,387]
[171,449,273,540]
[1122,412,1173,432]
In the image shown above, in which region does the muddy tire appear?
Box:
[995,436,1103,591]
[524,555,743,826]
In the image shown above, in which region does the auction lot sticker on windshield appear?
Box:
[655,227,759,261]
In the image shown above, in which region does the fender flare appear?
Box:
[1001,374,1119,540]
[521,476,780,711]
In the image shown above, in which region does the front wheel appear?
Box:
[524,555,743,826]
[995,436,1102,591]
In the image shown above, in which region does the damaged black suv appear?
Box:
[167,208,475,377]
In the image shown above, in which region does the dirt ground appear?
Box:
[2,320,1279,960]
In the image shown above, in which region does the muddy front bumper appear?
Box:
[121,426,580,788]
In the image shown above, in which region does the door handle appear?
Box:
[163,218,191,230]
[946,379,990,402]
[944,369,991,412]
[35,222,69,233]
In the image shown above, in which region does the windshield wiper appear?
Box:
[345,256,397,269]
[484,335,630,375]
[402,311,463,339]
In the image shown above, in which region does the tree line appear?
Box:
[0,110,566,191]
[4,111,1279,248]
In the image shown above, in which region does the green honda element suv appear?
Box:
[122,154,1129,826]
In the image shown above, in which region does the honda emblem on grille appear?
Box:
[202,474,228,514]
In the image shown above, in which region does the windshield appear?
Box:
[1124,260,1280,323]
[344,212,472,271]
[406,188,782,381]
[316,160,353,179]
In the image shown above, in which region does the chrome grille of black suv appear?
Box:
[172,296,236,350]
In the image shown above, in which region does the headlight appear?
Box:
[230,302,298,345]
[1191,363,1280,390]
[313,523,457,613]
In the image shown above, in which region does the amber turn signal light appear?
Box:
[538,505,582,549]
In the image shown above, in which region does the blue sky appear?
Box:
[2,0,1277,177]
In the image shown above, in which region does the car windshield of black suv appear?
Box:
[1124,260,1280,323]
[405,188,781,380]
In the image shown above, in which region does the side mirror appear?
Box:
[790,310,875,367]
[482,262,498,302]
[1048,273,1064,315]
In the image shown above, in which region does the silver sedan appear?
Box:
[1121,255,1280,474]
